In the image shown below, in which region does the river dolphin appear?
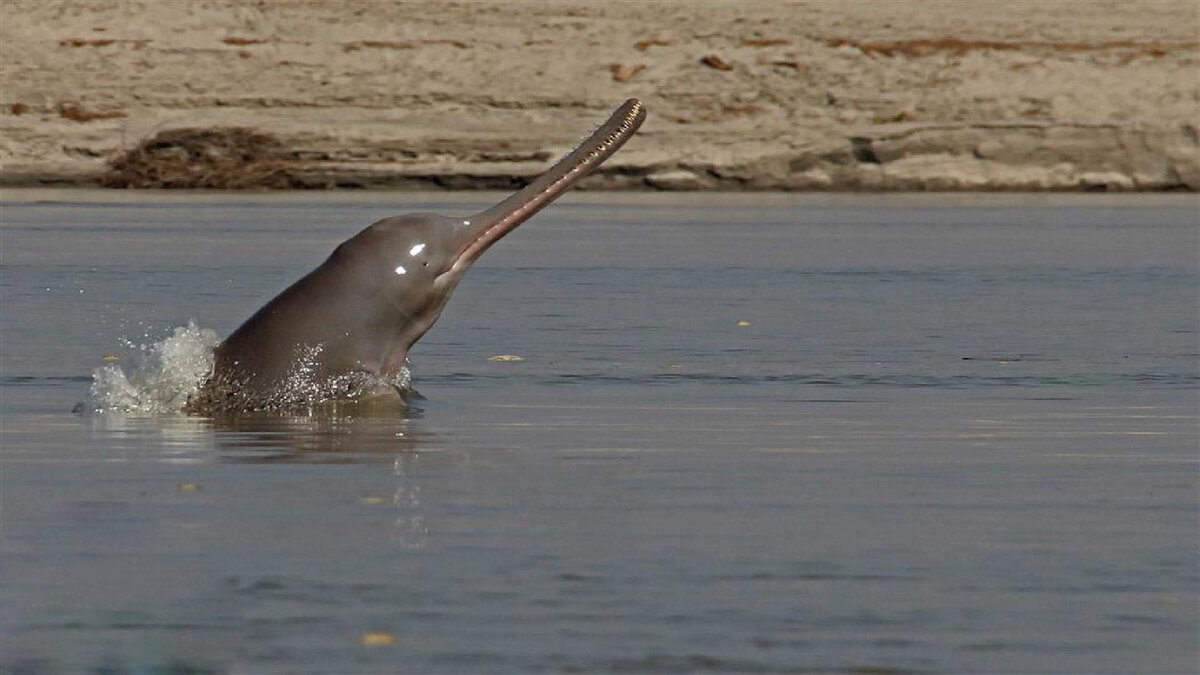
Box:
[189,99,645,412]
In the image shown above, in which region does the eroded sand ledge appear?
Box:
[1,0,1197,191]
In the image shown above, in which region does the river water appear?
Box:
[1,190,1197,674]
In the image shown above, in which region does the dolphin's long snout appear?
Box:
[448,98,646,274]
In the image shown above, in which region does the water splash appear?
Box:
[90,322,414,415]
[90,320,220,414]
[276,343,413,407]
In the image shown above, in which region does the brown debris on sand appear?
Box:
[59,102,127,123]
[102,127,320,189]
[610,64,646,82]
[827,36,1198,58]
[699,54,734,70]
[59,37,150,48]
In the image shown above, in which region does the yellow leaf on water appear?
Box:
[359,631,396,646]
[736,319,751,327]
[488,354,524,362]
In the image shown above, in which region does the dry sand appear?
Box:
[1,0,1197,191]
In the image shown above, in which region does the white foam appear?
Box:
[89,320,220,414]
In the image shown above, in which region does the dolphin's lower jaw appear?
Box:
[189,99,645,413]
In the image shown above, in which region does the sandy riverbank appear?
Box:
[1,0,1197,191]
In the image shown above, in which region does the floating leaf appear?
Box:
[359,631,396,646]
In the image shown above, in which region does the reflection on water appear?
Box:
[86,400,428,463]
[391,453,429,550]
[1,192,1196,673]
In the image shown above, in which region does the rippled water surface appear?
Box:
[2,190,1197,673]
